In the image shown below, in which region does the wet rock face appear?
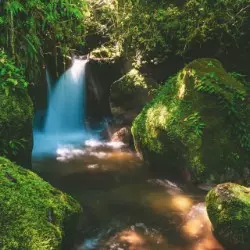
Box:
[206,183,250,250]
[0,157,82,250]
[85,58,123,122]
[132,58,250,183]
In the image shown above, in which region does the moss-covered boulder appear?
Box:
[132,58,250,183]
[110,69,154,124]
[206,183,250,250]
[0,51,33,168]
[0,157,82,250]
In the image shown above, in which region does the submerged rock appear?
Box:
[206,183,250,250]
[111,127,132,145]
[132,58,250,183]
[0,157,82,250]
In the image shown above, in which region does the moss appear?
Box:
[90,44,122,59]
[0,157,82,250]
[132,58,250,183]
[110,68,151,109]
[206,183,250,250]
[111,69,148,96]
[0,51,34,168]
[110,68,158,124]
[0,89,33,167]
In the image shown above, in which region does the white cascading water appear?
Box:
[33,58,89,156]
[45,59,87,134]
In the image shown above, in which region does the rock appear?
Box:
[0,53,33,169]
[111,127,132,144]
[132,58,250,183]
[197,183,216,192]
[86,58,123,121]
[0,88,33,168]
[110,69,154,125]
[0,157,82,250]
[206,183,250,250]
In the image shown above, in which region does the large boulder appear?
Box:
[110,69,154,125]
[0,157,82,250]
[0,51,33,168]
[206,183,250,250]
[132,58,250,183]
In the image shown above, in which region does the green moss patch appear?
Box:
[0,157,82,250]
[0,50,33,167]
[206,183,250,250]
[132,58,250,183]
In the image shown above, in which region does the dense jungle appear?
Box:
[0,0,250,249]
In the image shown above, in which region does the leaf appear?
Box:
[4,87,10,96]
[5,1,25,15]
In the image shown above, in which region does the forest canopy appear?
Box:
[1,0,250,81]
[87,0,250,74]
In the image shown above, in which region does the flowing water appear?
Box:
[32,58,224,250]
[33,141,224,250]
[45,59,87,134]
[33,59,89,156]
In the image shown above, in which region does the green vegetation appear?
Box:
[110,69,148,104]
[86,1,250,73]
[0,0,250,248]
[0,157,82,250]
[206,183,250,250]
[0,50,28,93]
[110,68,156,123]
[0,0,87,81]
[0,50,33,167]
[132,58,250,183]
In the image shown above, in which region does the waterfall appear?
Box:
[45,59,87,134]
[33,58,89,156]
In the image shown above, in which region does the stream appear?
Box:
[32,139,224,250]
[32,58,224,250]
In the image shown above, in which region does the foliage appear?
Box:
[86,0,250,71]
[229,72,250,91]
[112,69,148,96]
[0,0,87,82]
[0,157,82,250]
[0,50,33,165]
[110,68,154,122]
[192,62,250,150]
[0,49,28,95]
[1,138,27,158]
[206,183,250,250]
[132,58,250,183]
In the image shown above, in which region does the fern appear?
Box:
[0,49,28,92]
[194,70,250,151]
[5,1,24,15]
